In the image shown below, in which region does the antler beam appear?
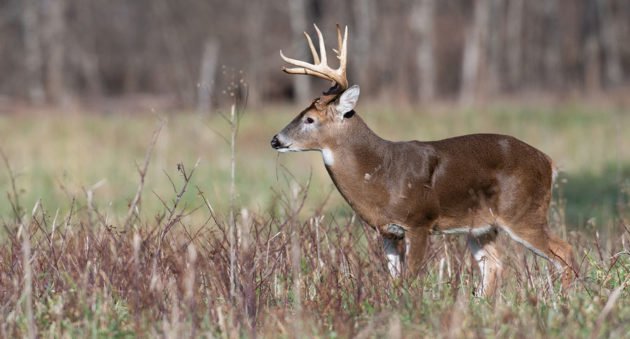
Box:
[280,24,348,91]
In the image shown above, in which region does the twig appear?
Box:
[0,147,23,224]
[228,103,239,303]
[124,119,166,230]
[21,225,36,339]
[197,186,222,230]
[159,160,201,244]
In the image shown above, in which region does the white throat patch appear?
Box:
[321,148,334,166]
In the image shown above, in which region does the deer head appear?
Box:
[271,24,360,160]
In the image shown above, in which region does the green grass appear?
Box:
[0,102,629,337]
[0,103,627,226]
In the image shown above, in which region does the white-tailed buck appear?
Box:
[271,24,576,296]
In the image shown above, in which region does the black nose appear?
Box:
[270,135,281,149]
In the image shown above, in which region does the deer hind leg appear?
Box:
[500,223,575,290]
[467,227,503,297]
[548,233,576,289]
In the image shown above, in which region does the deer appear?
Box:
[270,24,576,297]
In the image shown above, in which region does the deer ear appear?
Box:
[335,85,360,116]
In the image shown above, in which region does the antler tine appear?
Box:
[280,50,318,71]
[336,24,343,58]
[331,25,348,85]
[313,24,327,65]
[303,31,320,65]
[339,25,348,77]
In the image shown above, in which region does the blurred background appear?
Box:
[0,0,628,230]
[1,0,630,110]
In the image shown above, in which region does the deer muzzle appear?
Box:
[270,135,290,151]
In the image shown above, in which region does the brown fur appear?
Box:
[272,100,576,296]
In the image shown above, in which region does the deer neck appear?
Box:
[322,115,391,203]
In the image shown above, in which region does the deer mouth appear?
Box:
[276,145,293,152]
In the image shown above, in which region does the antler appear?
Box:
[280,24,348,92]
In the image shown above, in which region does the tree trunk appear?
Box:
[542,0,562,89]
[21,0,45,104]
[70,1,102,99]
[43,0,67,105]
[153,0,194,106]
[411,0,436,101]
[596,0,623,87]
[245,1,264,106]
[584,38,601,93]
[78,47,103,98]
[583,0,601,93]
[288,0,311,103]
[197,40,220,115]
[506,0,524,91]
[460,0,489,105]
[486,0,503,95]
[353,0,373,92]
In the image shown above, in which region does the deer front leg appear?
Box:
[404,229,428,278]
[382,224,428,279]
[383,236,404,277]
[382,224,406,277]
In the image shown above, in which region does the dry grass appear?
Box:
[0,168,628,337]
[0,103,629,337]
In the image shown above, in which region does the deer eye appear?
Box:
[305,117,315,124]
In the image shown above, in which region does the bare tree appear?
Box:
[460,0,490,104]
[542,0,562,89]
[245,1,265,105]
[411,0,436,101]
[485,0,503,95]
[506,0,524,91]
[42,0,67,104]
[197,40,220,114]
[288,0,311,103]
[583,0,602,93]
[21,0,45,104]
[352,0,374,91]
[153,0,195,105]
[596,0,623,87]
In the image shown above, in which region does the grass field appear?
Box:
[0,102,629,337]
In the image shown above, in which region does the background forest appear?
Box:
[2,0,630,110]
